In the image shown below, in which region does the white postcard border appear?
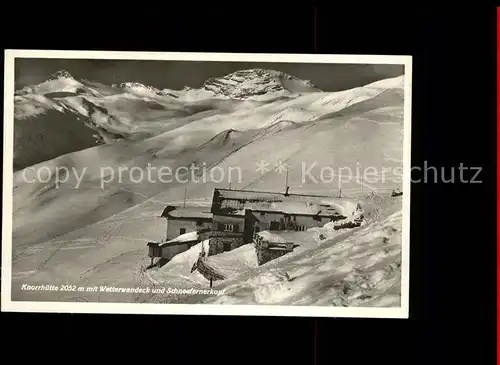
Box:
[1,50,412,318]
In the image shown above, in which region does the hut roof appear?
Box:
[160,205,213,219]
[210,188,340,217]
[158,231,199,248]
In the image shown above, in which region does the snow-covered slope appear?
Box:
[202,208,403,307]
[10,70,406,306]
[13,72,217,168]
[13,71,403,171]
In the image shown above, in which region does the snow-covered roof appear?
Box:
[211,188,341,217]
[244,201,337,216]
[161,206,213,220]
[256,231,287,243]
[159,231,199,248]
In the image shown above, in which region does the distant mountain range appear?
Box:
[13,68,325,170]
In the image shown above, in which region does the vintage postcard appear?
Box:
[2,50,412,318]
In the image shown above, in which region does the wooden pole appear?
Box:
[183,188,187,208]
[285,166,289,189]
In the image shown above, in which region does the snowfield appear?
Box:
[9,68,406,308]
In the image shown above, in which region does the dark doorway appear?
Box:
[244,211,259,243]
[270,221,280,231]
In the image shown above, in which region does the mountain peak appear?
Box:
[49,70,74,81]
[113,81,164,96]
[116,81,146,88]
[202,68,320,99]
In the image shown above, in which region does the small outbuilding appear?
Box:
[147,231,200,266]
[160,205,213,241]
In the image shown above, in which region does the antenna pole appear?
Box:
[183,188,187,208]
[285,165,289,189]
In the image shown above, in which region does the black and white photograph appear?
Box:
[2,50,412,318]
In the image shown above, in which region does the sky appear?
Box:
[15,58,405,92]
